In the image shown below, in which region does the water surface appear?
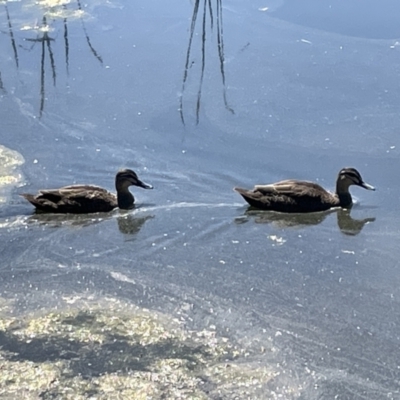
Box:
[1,0,400,398]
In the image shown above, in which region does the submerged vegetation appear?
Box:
[0,297,285,399]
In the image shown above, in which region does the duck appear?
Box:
[20,169,153,213]
[234,167,375,213]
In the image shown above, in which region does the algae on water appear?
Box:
[0,297,286,400]
[0,144,24,204]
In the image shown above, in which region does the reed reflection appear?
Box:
[76,0,103,64]
[24,16,57,117]
[3,0,19,68]
[1,0,102,117]
[0,71,5,92]
[236,208,375,236]
[180,0,234,125]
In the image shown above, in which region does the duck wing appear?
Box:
[21,185,117,213]
[235,180,338,213]
[254,180,328,196]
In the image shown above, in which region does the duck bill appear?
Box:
[360,182,375,191]
[137,180,153,189]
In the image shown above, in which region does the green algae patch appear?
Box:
[0,300,280,399]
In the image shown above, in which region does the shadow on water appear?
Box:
[179,0,234,125]
[236,207,375,235]
[1,0,102,117]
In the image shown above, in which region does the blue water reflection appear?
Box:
[271,0,400,39]
[1,0,400,398]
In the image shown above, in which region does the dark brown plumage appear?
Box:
[20,169,153,214]
[234,167,375,213]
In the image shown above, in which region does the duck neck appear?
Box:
[336,182,353,208]
[117,188,134,209]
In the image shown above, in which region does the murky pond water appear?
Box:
[1,0,400,398]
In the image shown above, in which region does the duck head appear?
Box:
[115,169,153,191]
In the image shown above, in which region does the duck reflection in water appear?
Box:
[235,207,375,236]
[336,208,375,236]
[117,213,154,236]
[24,209,155,236]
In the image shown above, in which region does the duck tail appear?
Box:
[233,187,248,195]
